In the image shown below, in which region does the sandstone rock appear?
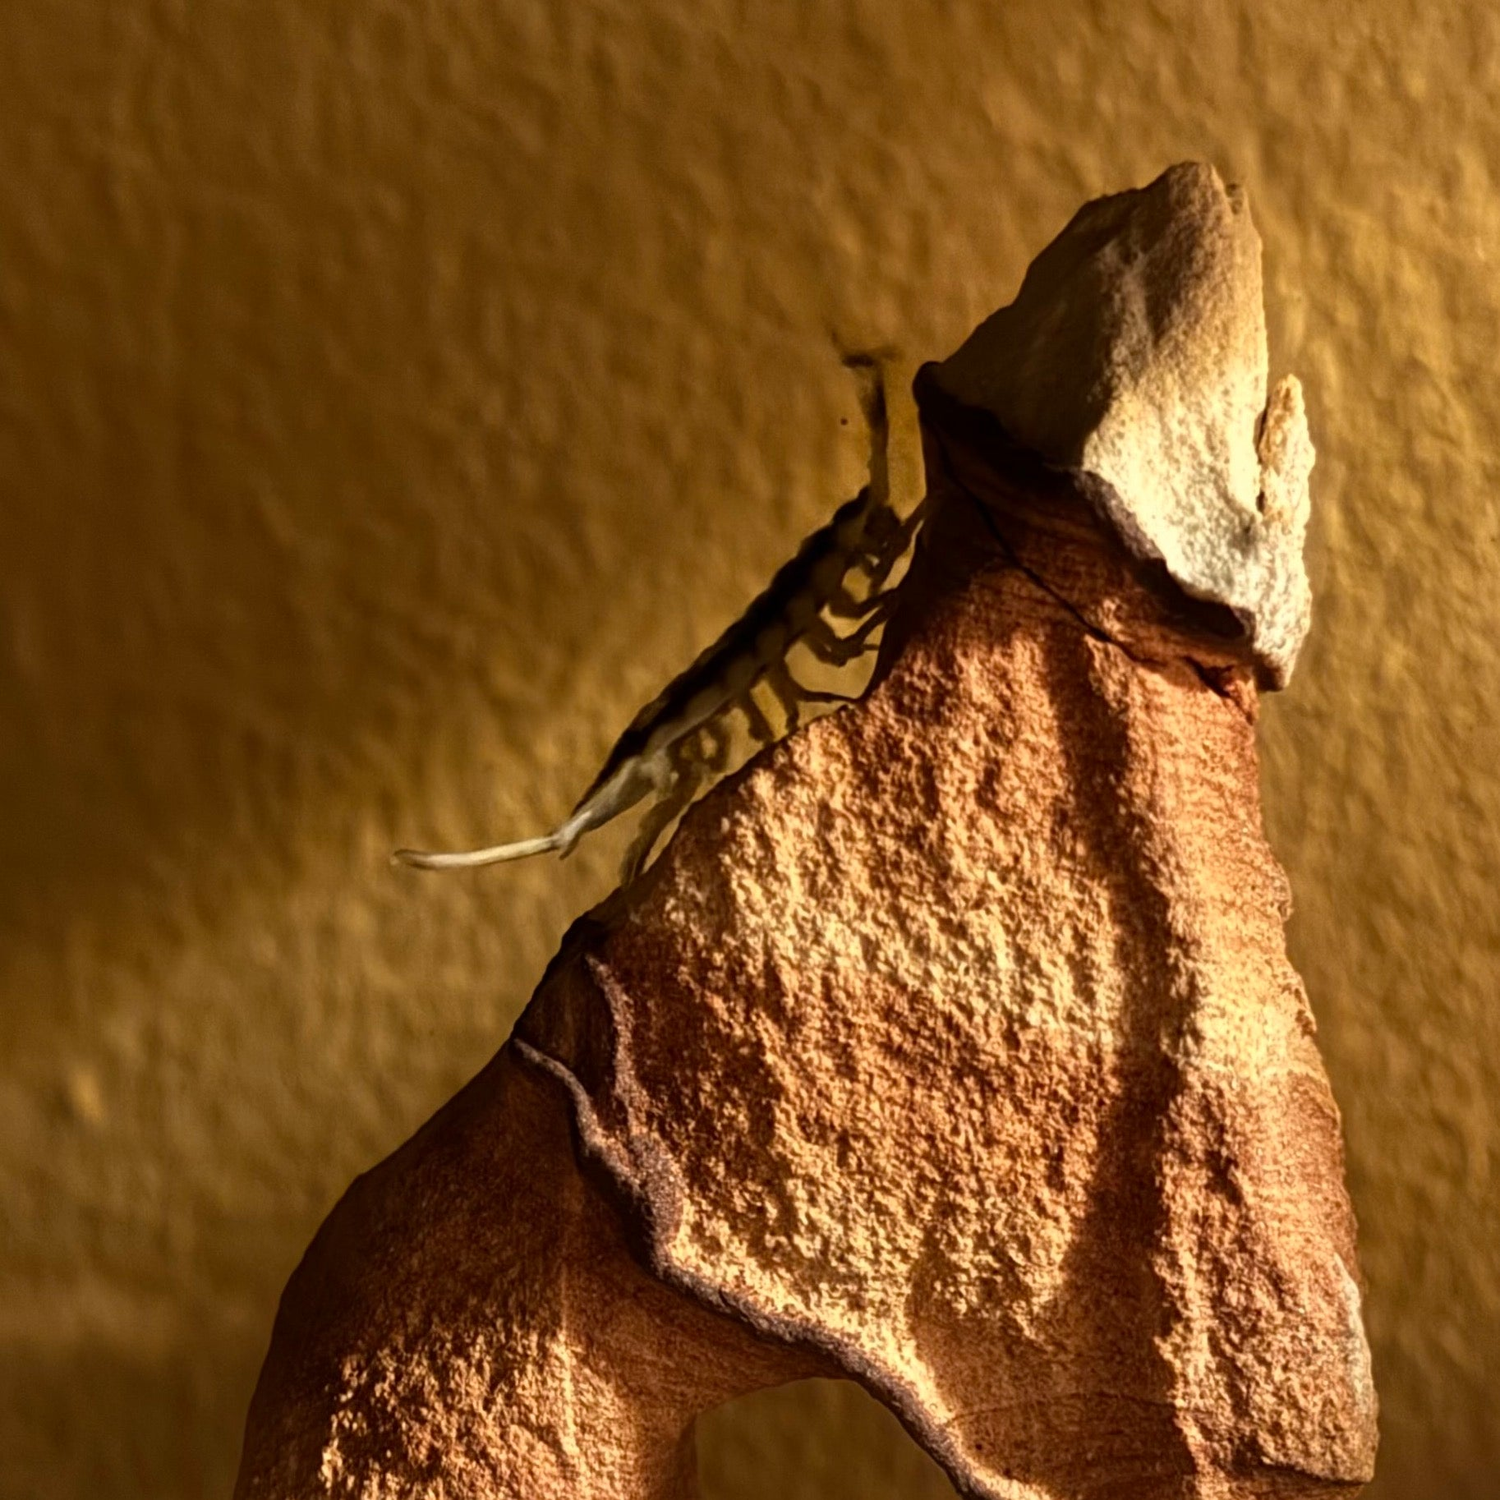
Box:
[236,170,1374,1499]
[933,161,1314,686]
[236,1047,826,1500]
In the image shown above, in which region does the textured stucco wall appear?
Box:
[1,2,1495,1496]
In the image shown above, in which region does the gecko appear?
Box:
[394,353,927,883]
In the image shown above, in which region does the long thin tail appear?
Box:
[394,798,606,870]
[392,829,567,871]
[392,784,621,871]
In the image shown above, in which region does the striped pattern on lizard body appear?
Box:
[394,353,926,882]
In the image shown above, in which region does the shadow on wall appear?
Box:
[699,1379,960,1499]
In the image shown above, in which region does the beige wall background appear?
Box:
[2,1,1496,1495]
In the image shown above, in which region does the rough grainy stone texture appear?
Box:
[933,162,1314,687]
[4,3,1497,1498]
[236,389,1376,1498]
[236,1052,822,1500]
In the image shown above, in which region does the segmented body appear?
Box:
[395,355,926,881]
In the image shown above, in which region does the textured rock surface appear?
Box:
[237,400,1376,1498]
[933,163,1314,687]
[7,5,1498,1498]
[236,1051,822,1500]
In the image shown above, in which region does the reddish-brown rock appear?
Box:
[235,1044,824,1500]
[237,171,1376,1500]
[236,387,1375,1498]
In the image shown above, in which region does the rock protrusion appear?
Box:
[235,167,1373,1500]
[933,161,1314,686]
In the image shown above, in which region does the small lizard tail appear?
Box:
[392,830,566,870]
[392,796,607,873]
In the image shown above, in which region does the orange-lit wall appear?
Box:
[2,3,1495,1495]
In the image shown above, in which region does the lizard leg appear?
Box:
[789,679,865,705]
[738,688,777,746]
[778,619,878,706]
[841,590,897,649]
[620,748,706,883]
[802,609,887,666]
[824,579,873,620]
[801,614,861,666]
[762,657,808,735]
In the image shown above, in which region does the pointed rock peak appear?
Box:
[934,161,1313,687]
